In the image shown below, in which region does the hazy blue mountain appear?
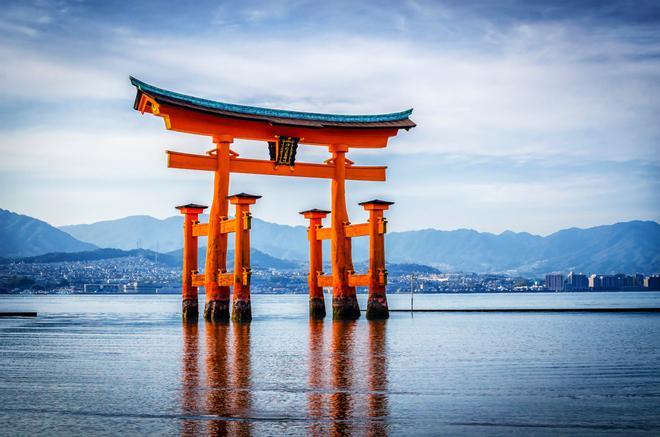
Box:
[0,209,97,257]
[249,219,309,260]
[0,246,295,271]
[385,220,660,275]
[60,216,309,259]
[58,213,660,275]
[0,248,180,267]
[383,228,543,273]
[60,215,185,253]
[166,246,299,270]
[536,221,660,274]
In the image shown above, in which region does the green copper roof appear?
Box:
[130,77,413,124]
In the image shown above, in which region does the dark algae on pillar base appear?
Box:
[232,300,252,323]
[333,296,361,320]
[181,299,199,321]
[309,297,327,319]
[204,300,230,322]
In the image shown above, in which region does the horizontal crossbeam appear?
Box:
[192,223,207,237]
[191,272,234,287]
[192,273,204,287]
[222,218,237,234]
[218,272,235,287]
[317,273,333,287]
[167,151,386,181]
[316,222,375,240]
[168,150,216,171]
[192,219,236,237]
[348,273,370,287]
[316,227,332,241]
[345,223,370,238]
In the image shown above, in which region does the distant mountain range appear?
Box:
[0,248,179,267]
[59,215,185,254]
[0,247,298,270]
[384,221,660,275]
[60,215,310,260]
[0,209,97,257]
[1,208,658,275]
[166,246,299,270]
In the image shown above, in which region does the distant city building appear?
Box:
[614,273,627,290]
[589,275,616,290]
[620,273,646,291]
[566,272,589,291]
[589,273,651,291]
[545,273,564,291]
[645,275,660,291]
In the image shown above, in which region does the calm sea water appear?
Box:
[1,293,659,436]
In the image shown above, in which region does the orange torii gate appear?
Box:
[130,77,415,321]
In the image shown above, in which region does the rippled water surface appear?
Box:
[1,293,659,436]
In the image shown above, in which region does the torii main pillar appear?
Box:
[329,144,360,319]
[204,136,232,321]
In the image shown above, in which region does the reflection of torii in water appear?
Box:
[181,318,389,434]
[130,77,415,321]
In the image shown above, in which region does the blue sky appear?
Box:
[0,0,658,234]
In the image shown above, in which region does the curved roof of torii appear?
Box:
[130,77,416,130]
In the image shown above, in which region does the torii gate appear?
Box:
[130,77,415,321]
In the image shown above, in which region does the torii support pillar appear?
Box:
[330,144,360,320]
[229,193,261,323]
[176,203,207,321]
[360,200,394,320]
[204,136,232,322]
[300,209,330,319]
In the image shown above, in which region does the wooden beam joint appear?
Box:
[316,227,332,241]
[348,272,370,287]
[192,222,208,237]
[220,218,236,234]
[345,222,370,238]
[191,272,238,287]
[317,273,333,287]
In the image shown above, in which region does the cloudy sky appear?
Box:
[1,0,658,234]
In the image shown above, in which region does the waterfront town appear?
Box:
[0,254,658,295]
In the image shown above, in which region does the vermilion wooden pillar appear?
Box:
[360,200,394,320]
[204,136,232,322]
[330,144,360,320]
[300,209,330,319]
[176,203,207,321]
[229,193,261,322]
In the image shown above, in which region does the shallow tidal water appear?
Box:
[1,292,659,436]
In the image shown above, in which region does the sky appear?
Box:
[0,0,659,235]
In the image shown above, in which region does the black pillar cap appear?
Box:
[358,199,395,206]
[299,208,331,215]
[226,193,262,199]
[175,203,208,210]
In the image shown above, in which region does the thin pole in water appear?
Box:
[410,273,415,312]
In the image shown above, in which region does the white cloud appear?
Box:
[0,9,658,232]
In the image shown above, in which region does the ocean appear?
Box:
[1,292,659,435]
